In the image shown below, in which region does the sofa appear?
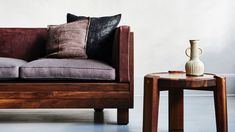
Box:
[0,25,134,125]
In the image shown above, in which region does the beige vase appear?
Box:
[185,40,204,76]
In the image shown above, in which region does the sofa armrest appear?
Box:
[112,26,134,83]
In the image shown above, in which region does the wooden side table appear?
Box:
[143,71,228,132]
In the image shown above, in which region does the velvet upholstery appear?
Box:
[20,58,115,80]
[0,28,48,61]
[0,57,27,79]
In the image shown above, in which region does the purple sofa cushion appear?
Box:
[0,57,27,79]
[20,58,115,80]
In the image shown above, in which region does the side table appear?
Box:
[143,71,228,132]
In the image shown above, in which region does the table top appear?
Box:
[147,71,215,81]
[145,71,217,88]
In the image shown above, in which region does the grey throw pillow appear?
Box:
[46,19,89,58]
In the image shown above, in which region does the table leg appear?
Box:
[143,76,159,132]
[169,89,184,132]
[214,76,228,132]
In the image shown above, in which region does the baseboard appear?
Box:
[134,94,235,97]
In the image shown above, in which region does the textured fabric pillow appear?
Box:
[46,19,89,58]
[67,13,121,63]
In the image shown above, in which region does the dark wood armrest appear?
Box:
[112,26,134,83]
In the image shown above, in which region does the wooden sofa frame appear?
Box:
[0,26,134,125]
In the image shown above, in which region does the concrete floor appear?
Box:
[0,96,234,132]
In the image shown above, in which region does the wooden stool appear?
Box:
[143,71,228,132]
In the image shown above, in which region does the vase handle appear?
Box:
[185,48,191,57]
[185,48,202,57]
[198,48,203,56]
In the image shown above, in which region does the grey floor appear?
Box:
[0,95,234,132]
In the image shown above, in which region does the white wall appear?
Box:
[0,0,235,95]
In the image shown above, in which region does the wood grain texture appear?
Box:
[0,83,132,109]
[0,83,129,91]
[0,98,131,108]
[0,91,130,99]
[153,73,216,89]
[214,76,228,132]
[169,89,184,131]
[143,76,159,132]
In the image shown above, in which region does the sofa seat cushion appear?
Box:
[0,57,27,79]
[20,59,115,80]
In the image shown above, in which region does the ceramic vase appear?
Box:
[185,40,204,76]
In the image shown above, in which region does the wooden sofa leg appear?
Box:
[117,108,129,125]
[94,108,104,124]
[94,108,104,112]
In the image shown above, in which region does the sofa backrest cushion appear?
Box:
[0,28,48,61]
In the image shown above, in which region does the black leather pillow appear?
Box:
[67,13,121,64]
